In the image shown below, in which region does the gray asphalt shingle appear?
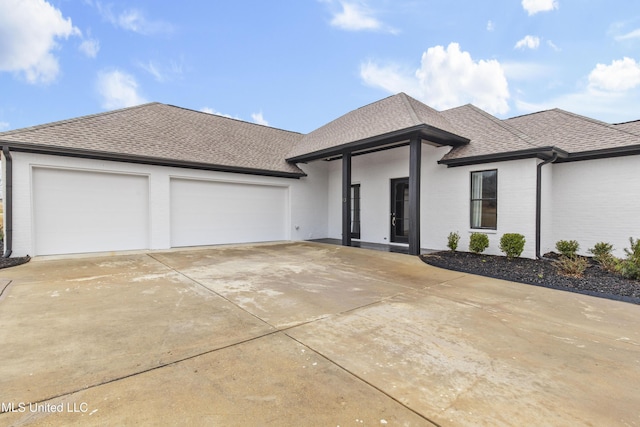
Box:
[504,109,640,154]
[286,93,460,159]
[2,95,639,170]
[0,103,305,175]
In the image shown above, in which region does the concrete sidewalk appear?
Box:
[0,242,638,426]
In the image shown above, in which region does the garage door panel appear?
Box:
[170,179,287,247]
[33,168,149,255]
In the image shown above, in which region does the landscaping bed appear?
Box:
[0,241,31,269]
[420,251,640,304]
[0,255,30,269]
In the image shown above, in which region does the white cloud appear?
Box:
[514,57,640,122]
[546,40,561,51]
[200,107,237,119]
[360,61,419,93]
[588,57,640,92]
[324,0,396,33]
[79,38,100,58]
[515,88,640,123]
[95,2,173,35]
[331,2,379,30]
[616,28,640,41]
[515,35,540,50]
[486,21,495,32]
[0,121,9,131]
[0,0,80,84]
[251,112,269,126]
[361,43,510,115]
[521,0,558,15]
[97,70,147,109]
[137,60,183,83]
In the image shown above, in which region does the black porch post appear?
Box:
[408,137,421,255]
[342,151,352,247]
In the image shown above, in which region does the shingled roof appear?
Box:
[286,93,468,162]
[504,109,640,157]
[0,103,305,177]
[2,95,639,173]
[438,104,548,165]
[613,120,640,136]
[504,108,640,160]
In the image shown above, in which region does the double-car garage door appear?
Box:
[31,168,288,255]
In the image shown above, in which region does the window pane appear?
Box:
[470,170,497,229]
[481,200,497,228]
[470,200,482,228]
[481,170,497,199]
[350,184,361,238]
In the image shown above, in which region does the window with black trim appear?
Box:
[350,184,361,239]
[470,170,497,229]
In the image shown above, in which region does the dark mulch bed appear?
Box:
[0,241,31,270]
[0,256,31,269]
[420,251,640,305]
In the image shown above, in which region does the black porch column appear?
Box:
[408,137,421,255]
[342,151,352,247]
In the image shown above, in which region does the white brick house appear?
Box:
[1,93,639,258]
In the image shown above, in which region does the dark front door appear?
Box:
[390,178,409,243]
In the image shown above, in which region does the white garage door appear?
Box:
[32,167,149,256]
[170,178,288,247]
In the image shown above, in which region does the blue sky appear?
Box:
[1,0,639,133]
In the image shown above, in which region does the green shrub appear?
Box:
[617,237,640,280]
[588,242,618,272]
[588,242,613,259]
[469,233,489,254]
[556,240,580,258]
[447,231,460,252]
[554,255,589,277]
[499,233,526,259]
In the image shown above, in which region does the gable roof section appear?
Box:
[504,109,640,161]
[286,93,469,162]
[438,104,556,166]
[0,103,305,178]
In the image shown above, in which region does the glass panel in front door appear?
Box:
[391,178,409,243]
[395,182,409,238]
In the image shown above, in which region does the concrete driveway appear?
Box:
[0,242,639,426]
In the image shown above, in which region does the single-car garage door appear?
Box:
[170,178,288,247]
[32,167,149,256]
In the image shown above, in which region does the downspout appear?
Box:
[536,152,558,259]
[2,146,12,258]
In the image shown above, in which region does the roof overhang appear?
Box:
[0,141,306,179]
[440,143,640,167]
[438,146,569,167]
[558,144,640,162]
[286,124,469,163]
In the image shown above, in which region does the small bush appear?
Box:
[588,242,618,272]
[469,233,489,254]
[588,242,613,259]
[447,231,460,252]
[499,233,526,259]
[556,240,580,258]
[617,237,640,280]
[555,255,589,277]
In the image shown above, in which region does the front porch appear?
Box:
[310,238,438,255]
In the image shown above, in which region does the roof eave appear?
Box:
[557,144,640,162]
[438,147,569,167]
[287,124,469,163]
[0,141,306,179]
